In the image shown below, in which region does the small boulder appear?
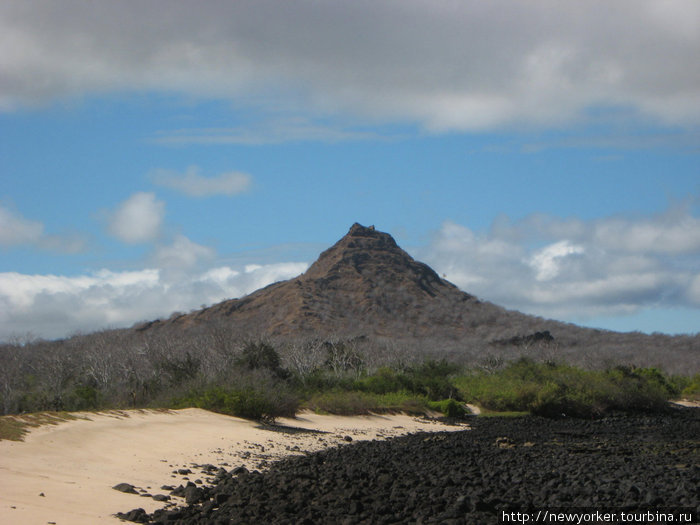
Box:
[184,485,204,505]
[113,483,138,494]
[232,466,249,476]
[117,508,147,523]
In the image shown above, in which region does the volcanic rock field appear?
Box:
[118,407,699,524]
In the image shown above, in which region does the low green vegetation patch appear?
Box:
[454,359,677,418]
[426,398,470,419]
[300,360,467,418]
[305,390,432,416]
[172,385,299,422]
[353,361,461,400]
[0,411,83,441]
[477,409,530,418]
[672,373,700,401]
[0,417,30,441]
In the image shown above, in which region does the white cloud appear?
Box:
[239,262,309,291]
[529,241,585,281]
[0,205,43,246]
[0,269,161,338]
[1,1,699,131]
[152,234,216,276]
[200,266,240,284]
[108,192,164,244]
[195,262,309,299]
[592,211,700,254]
[0,204,87,252]
[421,202,700,322]
[0,261,309,341]
[151,166,252,197]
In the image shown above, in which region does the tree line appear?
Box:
[1,318,698,418]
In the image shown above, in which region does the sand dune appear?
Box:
[0,409,466,524]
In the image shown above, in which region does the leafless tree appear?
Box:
[282,338,326,379]
[0,344,22,414]
[325,337,365,378]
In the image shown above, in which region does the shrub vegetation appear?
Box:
[173,385,298,422]
[0,333,691,425]
[454,358,674,418]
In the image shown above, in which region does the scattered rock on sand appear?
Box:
[112,483,138,494]
[115,507,147,523]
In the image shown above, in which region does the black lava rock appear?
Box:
[113,483,138,495]
[123,409,700,524]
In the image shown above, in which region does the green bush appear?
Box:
[174,385,298,422]
[306,391,380,415]
[68,385,102,411]
[680,374,700,400]
[454,359,673,418]
[603,366,670,413]
[235,341,288,379]
[353,360,461,401]
[305,390,431,416]
[404,360,461,400]
[291,369,354,395]
[427,398,469,418]
[454,373,540,412]
[354,367,403,394]
[17,390,51,413]
[634,367,679,397]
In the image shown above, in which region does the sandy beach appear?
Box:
[0,409,466,525]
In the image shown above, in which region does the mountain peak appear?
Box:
[343,222,395,246]
[302,223,405,280]
[146,223,481,338]
[348,222,376,235]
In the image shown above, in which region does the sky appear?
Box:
[1,0,699,341]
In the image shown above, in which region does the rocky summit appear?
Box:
[138,223,519,339]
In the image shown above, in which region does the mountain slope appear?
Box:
[138,223,554,340]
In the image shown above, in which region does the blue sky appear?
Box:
[1,1,699,341]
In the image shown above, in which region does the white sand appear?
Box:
[0,409,467,524]
[672,399,700,408]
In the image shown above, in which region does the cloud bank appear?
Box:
[2,1,699,131]
[0,262,308,341]
[420,203,700,324]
